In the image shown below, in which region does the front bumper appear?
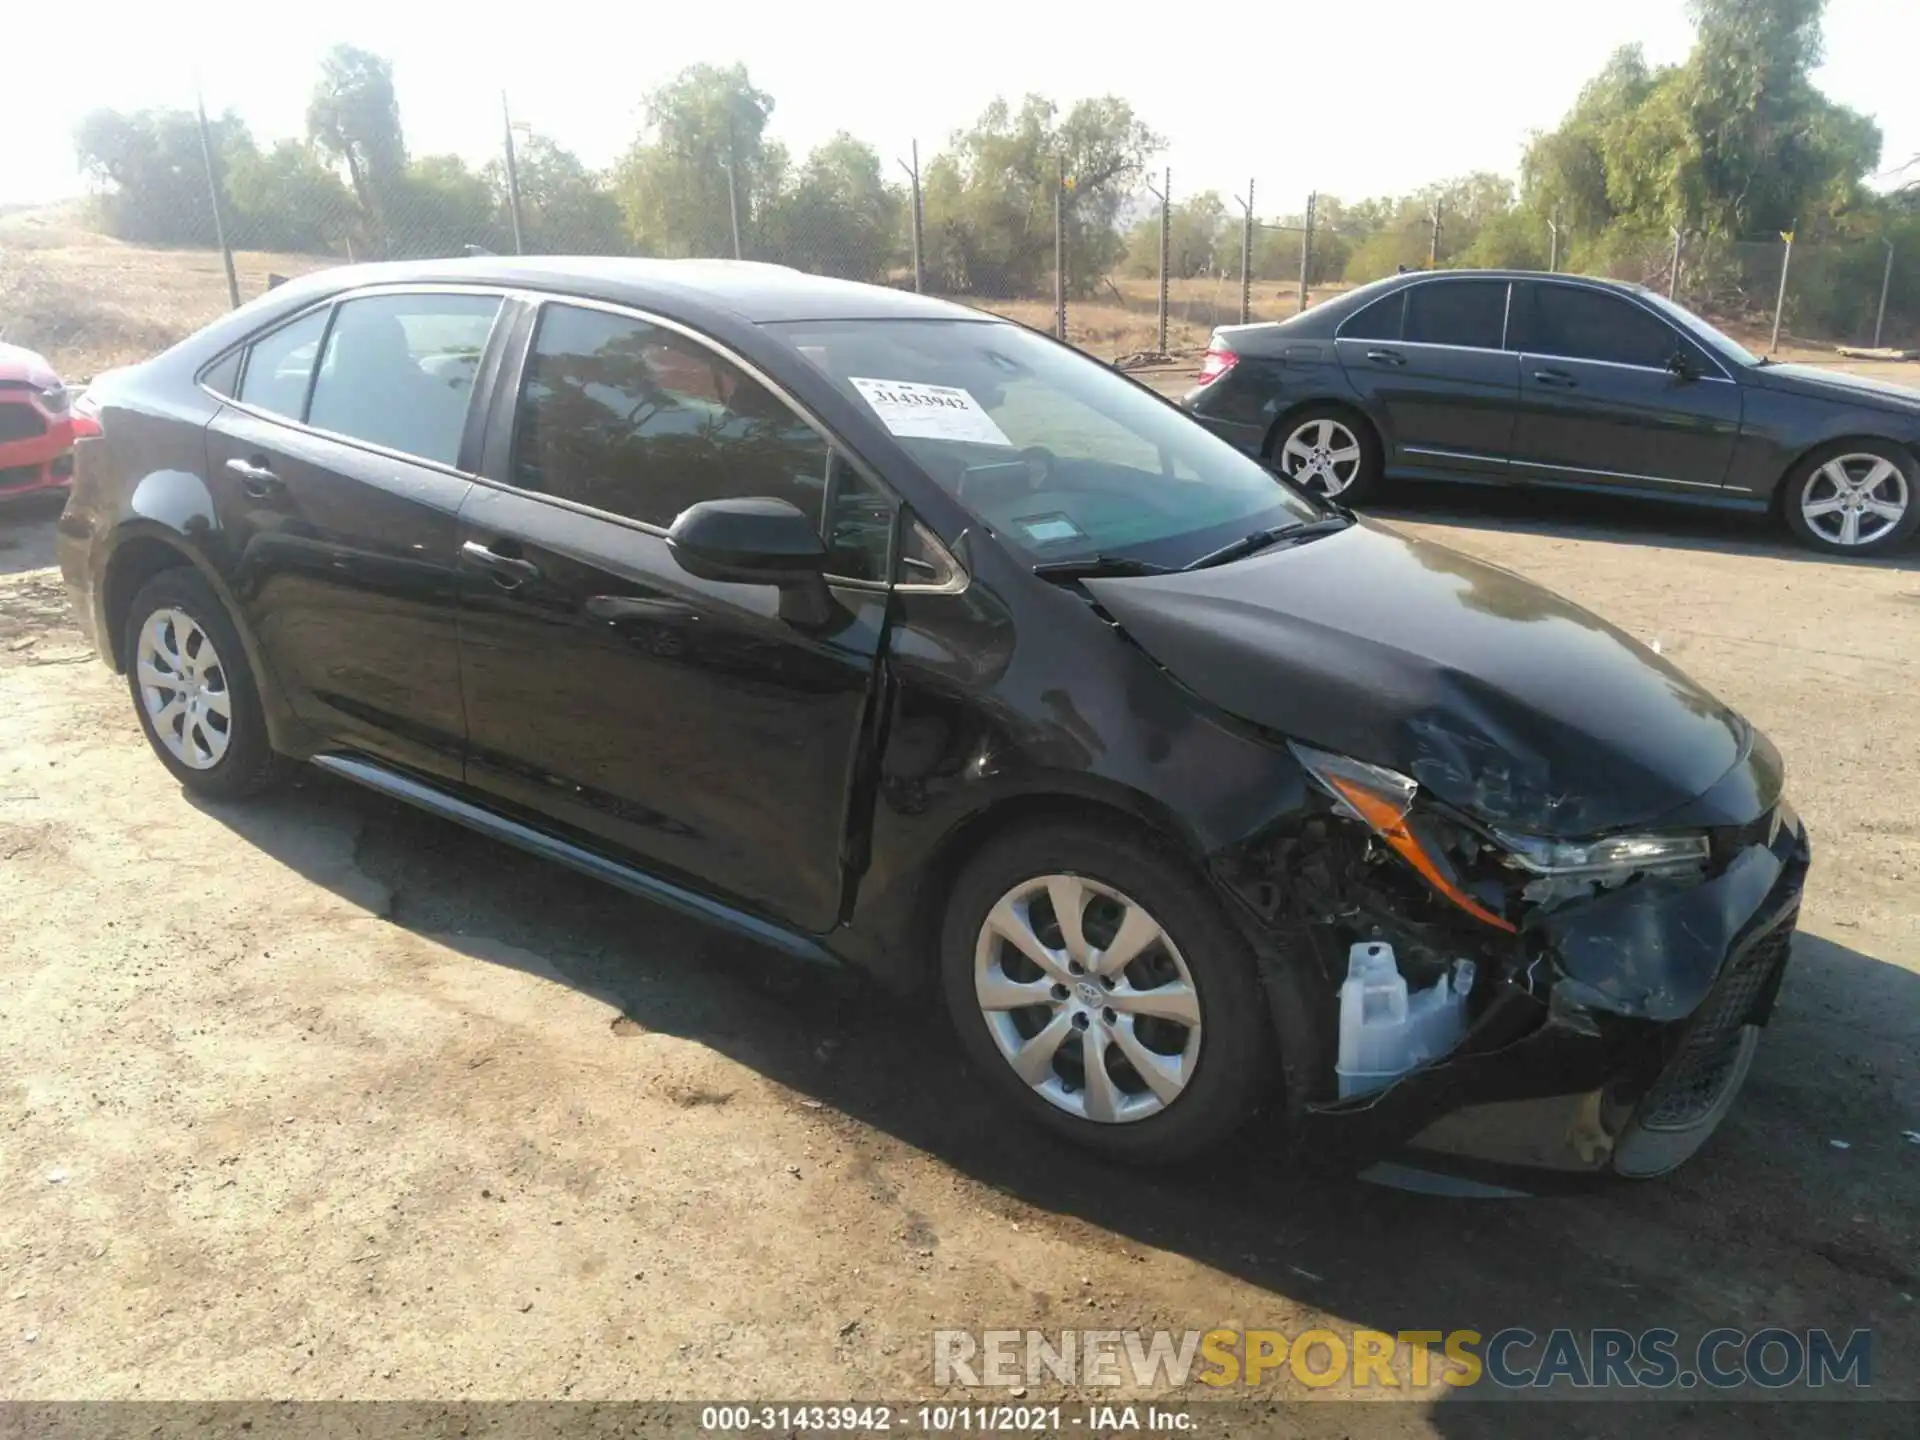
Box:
[0,395,76,502]
[1254,801,1811,1182]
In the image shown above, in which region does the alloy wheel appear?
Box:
[135,607,233,770]
[1279,417,1363,497]
[1799,453,1910,548]
[972,873,1203,1124]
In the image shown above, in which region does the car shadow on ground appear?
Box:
[190,773,1919,1431]
[1367,480,1920,571]
[0,495,67,578]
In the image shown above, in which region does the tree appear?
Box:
[613,64,778,257]
[387,155,500,258]
[1125,191,1227,279]
[757,133,901,280]
[484,133,626,254]
[223,139,356,252]
[921,94,1160,296]
[305,45,407,220]
[74,106,252,247]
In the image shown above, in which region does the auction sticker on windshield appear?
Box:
[849,377,1013,447]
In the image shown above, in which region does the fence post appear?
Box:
[1428,201,1441,267]
[1770,229,1794,354]
[194,89,241,309]
[1547,210,1559,273]
[1157,167,1171,354]
[1236,179,1254,326]
[1054,154,1067,342]
[897,141,925,294]
[1299,190,1316,313]
[1874,238,1895,349]
[500,92,526,256]
[1669,227,1682,300]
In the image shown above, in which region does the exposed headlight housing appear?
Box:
[1492,830,1710,879]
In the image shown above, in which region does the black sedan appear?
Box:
[1184,269,1920,556]
[57,257,1806,1183]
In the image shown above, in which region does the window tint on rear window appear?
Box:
[1340,291,1404,341]
[306,292,500,466]
[1403,280,1509,349]
[237,307,330,420]
[1513,283,1686,370]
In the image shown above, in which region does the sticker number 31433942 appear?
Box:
[848,377,1013,448]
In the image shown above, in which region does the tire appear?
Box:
[1779,439,1920,557]
[122,566,288,800]
[939,820,1276,1164]
[1270,404,1385,506]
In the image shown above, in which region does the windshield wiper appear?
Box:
[1031,554,1174,582]
[1182,515,1352,571]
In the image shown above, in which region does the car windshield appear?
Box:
[1635,291,1761,367]
[768,318,1321,568]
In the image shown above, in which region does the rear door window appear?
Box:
[305,292,501,466]
[1403,280,1509,350]
[1340,291,1405,341]
[237,308,330,420]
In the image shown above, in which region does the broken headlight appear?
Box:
[1491,831,1710,879]
[1289,742,1516,933]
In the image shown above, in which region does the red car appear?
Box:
[0,341,82,503]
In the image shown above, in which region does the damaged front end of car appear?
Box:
[1214,734,1811,1184]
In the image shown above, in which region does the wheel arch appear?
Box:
[1261,396,1385,466]
[98,522,300,752]
[1769,431,1920,518]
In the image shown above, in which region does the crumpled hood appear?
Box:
[1756,362,1920,415]
[1085,520,1750,837]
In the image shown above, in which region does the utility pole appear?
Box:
[1669,227,1683,300]
[194,86,240,309]
[1770,227,1795,354]
[1144,167,1170,354]
[1234,179,1254,326]
[723,122,743,260]
[500,91,526,255]
[1054,154,1068,341]
[1428,200,1442,267]
[1299,190,1316,313]
[1874,237,1895,349]
[897,141,924,293]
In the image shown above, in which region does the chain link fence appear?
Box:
[3,76,1916,384]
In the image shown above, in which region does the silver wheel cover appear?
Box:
[136,607,234,770]
[1279,417,1363,497]
[973,873,1203,1124]
[1800,453,1909,548]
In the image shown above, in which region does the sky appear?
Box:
[2,0,1914,212]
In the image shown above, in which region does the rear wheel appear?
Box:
[940,821,1275,1164]
[123,567,288,800]
[1271,406,1383,505]
[1780,440,1919,556]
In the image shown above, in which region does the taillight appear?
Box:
[70,389,102,440]
[1197,344,1238,384]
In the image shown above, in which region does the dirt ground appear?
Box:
[1,482,1917,1431]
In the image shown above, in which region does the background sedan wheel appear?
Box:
[123,567,288,799]
[940,822,1276,1164]
[1783,442,1920,556]
[1273,405,1382,504]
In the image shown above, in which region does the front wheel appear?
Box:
[939,822,1275,1164]
[1780,441,1919,556]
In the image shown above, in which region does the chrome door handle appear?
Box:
[460,539,541,586]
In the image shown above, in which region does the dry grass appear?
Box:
[4,211,1917,393]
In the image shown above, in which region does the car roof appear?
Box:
[259,256,989,327]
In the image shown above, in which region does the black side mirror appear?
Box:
[666,497,836,627]
[1665,351,1699,382]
